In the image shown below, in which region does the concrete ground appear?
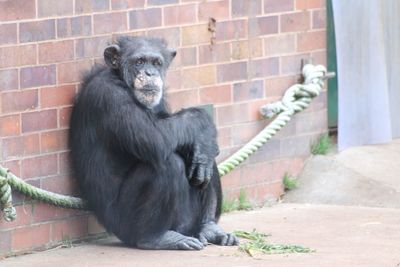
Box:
[284,138,400,207]
[2,139,400,267]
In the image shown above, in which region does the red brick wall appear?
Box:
[0,0,327,255]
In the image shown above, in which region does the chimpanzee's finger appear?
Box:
[188,163,196,180]
[196,164,205,182]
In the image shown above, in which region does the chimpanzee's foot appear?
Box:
[136,231,204,250]
[198,222,239,246]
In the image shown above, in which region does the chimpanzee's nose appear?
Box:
[145,69,155,77]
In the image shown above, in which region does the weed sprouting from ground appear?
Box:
[234,229,315,256]
[311,133,333,155]
[283,173,298,191]
[222,189,253,213]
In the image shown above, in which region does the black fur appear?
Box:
[69,36,237,250]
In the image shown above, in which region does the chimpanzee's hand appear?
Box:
[188,135,219,190]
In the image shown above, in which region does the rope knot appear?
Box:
[0,169,17,222]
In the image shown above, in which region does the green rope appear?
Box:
[218,64,330,175]
[0,64,331,222]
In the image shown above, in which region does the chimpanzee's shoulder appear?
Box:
[81,65,125,91]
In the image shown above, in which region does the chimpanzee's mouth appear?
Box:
[139,85,160,93]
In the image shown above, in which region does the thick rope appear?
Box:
[0,64,331,222]
[217,64,329,176]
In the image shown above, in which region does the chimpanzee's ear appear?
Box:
[169,49,177,60]
[104,44,121,69]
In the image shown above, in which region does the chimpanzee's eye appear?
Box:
[136,57,145,66]
[153,59,163,67]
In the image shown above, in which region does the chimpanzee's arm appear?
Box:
[104,92,218,171]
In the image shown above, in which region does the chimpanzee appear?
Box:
[69,36,238,250]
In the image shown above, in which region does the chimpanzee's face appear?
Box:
[104,37,176,109]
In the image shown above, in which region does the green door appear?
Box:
[327,0,338,129]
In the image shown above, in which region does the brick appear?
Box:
[232,0,262,17]
[216,20,247,41]
[59,107,72,128]
[0,69,18,91]
[148,0,178,5]
[111,0,145,9]
[0,23,17,45]
[38,0,73,17]
[217,103,250,126]
[1,89,38,113]
[231,39,263,60]
[0,205,33,230]
[233,80,264,102]
[0,231,11,254]
[281,53,310,75]
[265,75,298,97]
[88,215,106,235]
[199,43,230,64]
[248,57,279,79]
[297,30,326,52]
[2,160,21,178]
[76,36,110,59]
[264,0,293,13]
[40,129,69,153]
[280,135,313,157]
[199,84,232,105]
[296,109,327,133]
[20,65,56,89]
[21,154,58,179]
[165,70,181,90]
[21,109,57,133]
[264,34,296,56]
[20,19,56,43]
[217,62,247,83]
[31,203,66,223]
[313,9,326,29]
[253,16,278,36]
[232,121,268,146]
[178,47,197,67]
[52,217,88,242]
[166,89,198,111]
[129,8,162,29]
[94,12,128,34]
[41,85,76,108]
[248,139,281,163]
[41,175,79,195]
[57,16,92,38]
[75,0,109,13]
[147,27,180,48]
[248,99,270,121]
[281,11,310,32]
[2,134,40,160]
[39,40,74,64]
[296,0,325,10]
[198,0,230,21]
[220,167,242,190]
[164,4,196,25]
[182,24,210,46]
[0,115,20,137]
[181,65,216,88]
[58,60,93,84]
[0,0,35,21]
[12,224,51,251]
[59,151,71,174]
[0,44,36,68]
[311,50,327,66]
[216,126,231,148]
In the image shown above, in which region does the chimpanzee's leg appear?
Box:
[115,153,204,250]
[197,163,239,246]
